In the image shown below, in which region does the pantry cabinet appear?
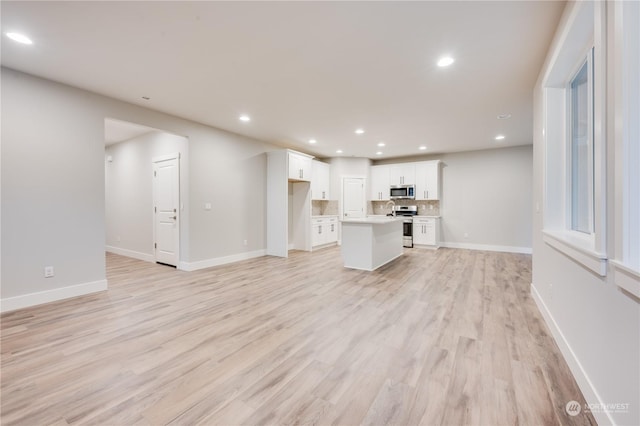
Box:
[413,217,440,247]
[311,160,331,200]
[311,216,338,248]
[370,165,390,201]
[288,151,312,181]
[415,160,441,200]
[267,149,314,257]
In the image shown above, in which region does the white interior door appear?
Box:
[343,177,366,218]
[153,155,180,266]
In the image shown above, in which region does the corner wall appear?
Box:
[531,2,640,425]
[1,67,278,311]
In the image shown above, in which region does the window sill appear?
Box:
[542,230,607,276]
[610,260,640,299]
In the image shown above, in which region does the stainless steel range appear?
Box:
[393,205,418,248]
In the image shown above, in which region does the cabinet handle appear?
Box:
[322,191,325,199]
[319,226,322,234]
[331,224,334,232]
[426,190,429,199]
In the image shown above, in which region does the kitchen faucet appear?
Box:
[385,200,396,216]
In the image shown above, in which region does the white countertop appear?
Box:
[341,216,405,224]
[415,215,441,218]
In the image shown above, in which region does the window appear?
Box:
[541,0,607,276]
[569,51,594,234]
[610,0,640,297]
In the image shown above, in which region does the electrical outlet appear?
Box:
[463,233,469,239]
[44,266,54,278]
[204,203,212,210]
[243,239,248,246]
[429,204,434,210]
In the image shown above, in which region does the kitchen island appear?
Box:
[340,216,404,271]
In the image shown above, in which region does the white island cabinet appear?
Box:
[340,216,404,271]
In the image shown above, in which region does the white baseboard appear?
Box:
[531,283,614,426]
[440,241,532,254]
[106,246,154,263]
[179,249,266,272]
[1,279,108,313]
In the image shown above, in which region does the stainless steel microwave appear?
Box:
[390,185,415,199]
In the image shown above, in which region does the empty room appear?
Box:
[1,1,638,425]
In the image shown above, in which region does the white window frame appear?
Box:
[541,0,607,276]
[566,48,594,237]
[610,0,640,297]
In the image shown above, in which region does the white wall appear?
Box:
[532,2,640,425]
[105,131,188,261]
[1,68,107,308]
[439,146,532,252]
[1,67,278,310]
[376,145,533,252]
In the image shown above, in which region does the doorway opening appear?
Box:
[104,118,188,268]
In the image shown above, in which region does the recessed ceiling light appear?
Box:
[309,139,317,144]
[377,142,386,147]
[355,129,365,134]
[239,115,251,122]
[6,32,33,45]
[497,113,512,120]
[437,56,454,67]
[336,149,343,154]
[376,151,383,155]
[419,146,427,150]
[495,135,505,140]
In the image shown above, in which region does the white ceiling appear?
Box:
[1,1,565,159]
[104,118,156,146]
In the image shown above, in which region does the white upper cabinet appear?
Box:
[288,151,313,181]
[389,164,416,186]
[415,160,441,200]
[370,165,390,200]
[311,160,331,200]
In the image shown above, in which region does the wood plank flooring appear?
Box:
[1,247,596,425]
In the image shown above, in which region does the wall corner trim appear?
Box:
[0,279,108,313]
[178,249,266,272]
[542,230,607,276]
[530,283,615,426]
[610,260,640,299]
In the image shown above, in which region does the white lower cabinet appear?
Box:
[413,217,440,247]
[312,216,338,248]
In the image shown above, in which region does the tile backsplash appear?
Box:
[313,199,439,216]
[312,200,339,216]
[371,199,440,216]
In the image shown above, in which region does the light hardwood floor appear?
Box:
[1,247,596,425]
